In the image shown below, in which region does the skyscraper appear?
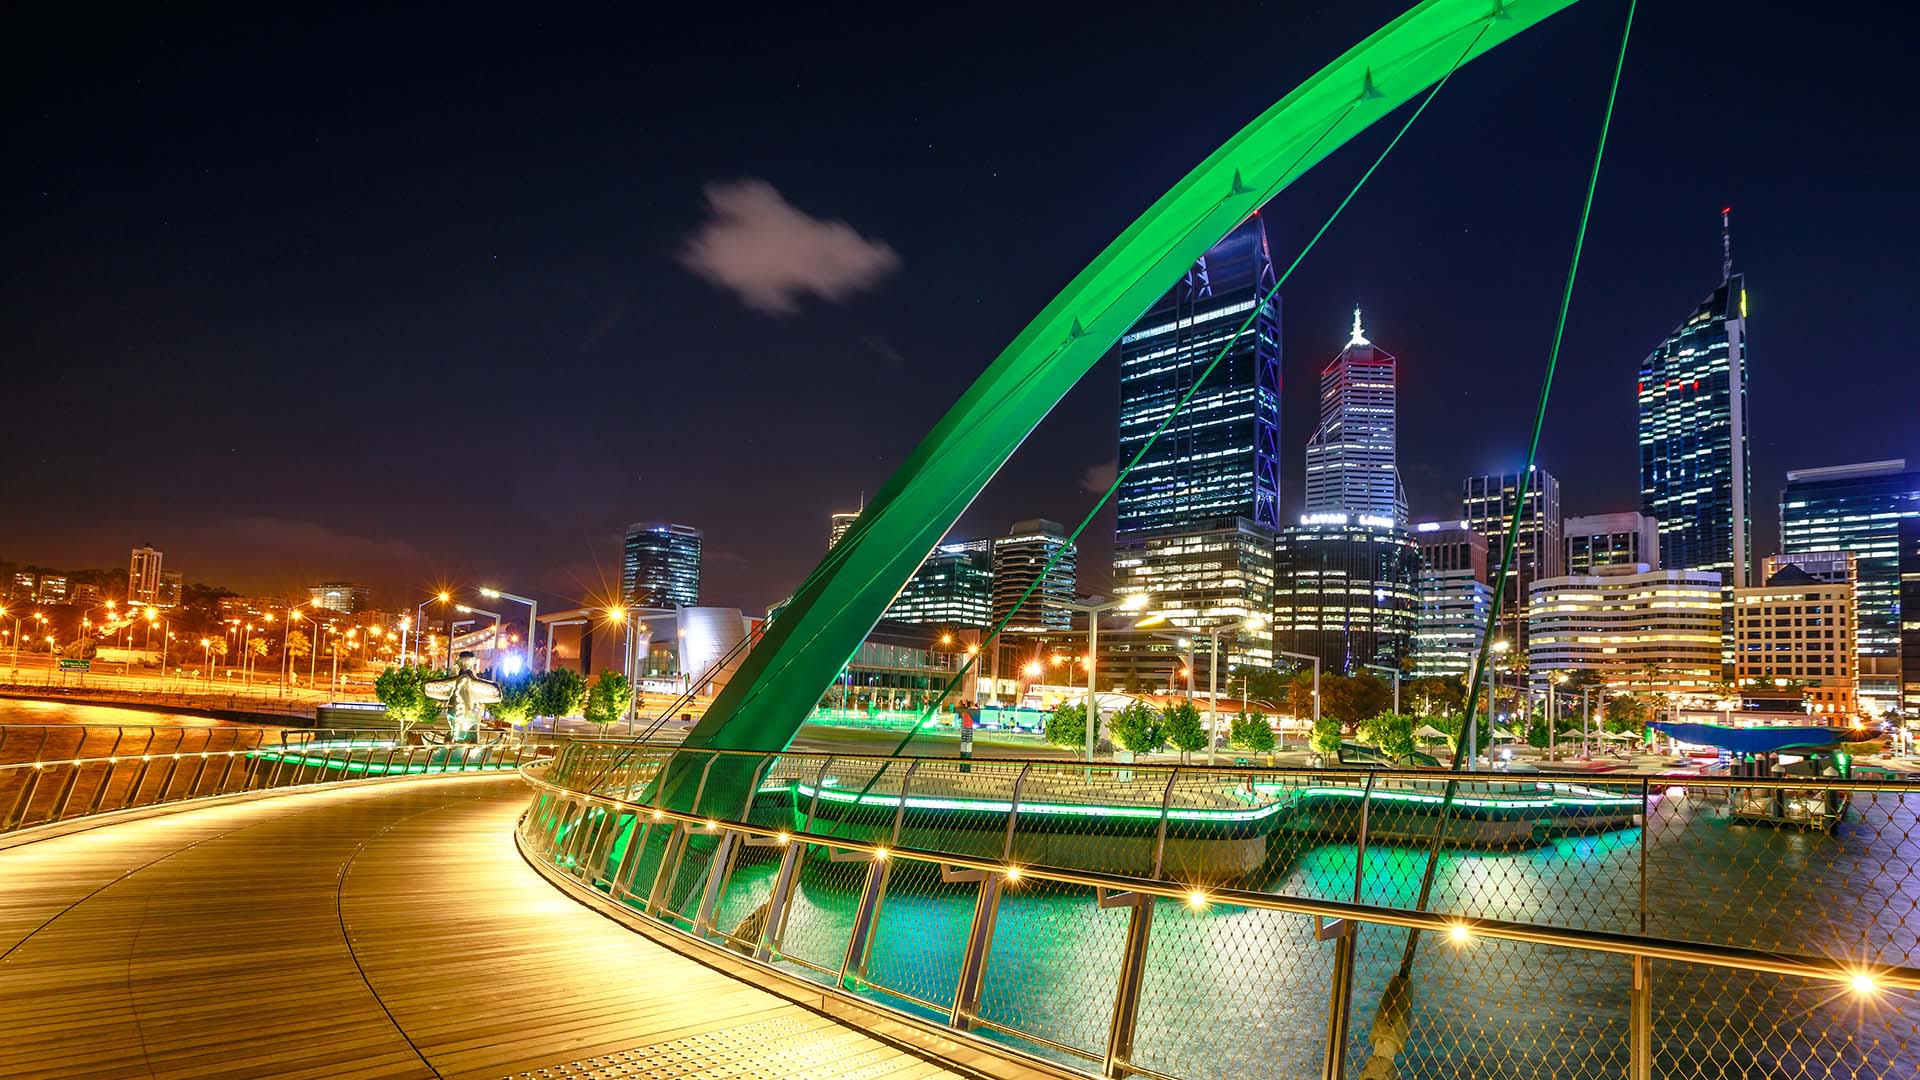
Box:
[1304,309,1405,524]
[1461,467,1562,647]
[1639,210,1751,588]
[623,522,702,608]
[828,510,860,551]
[1114,215,1280,534]
[883,544,992,629]
[1273,516,1419,674]
[309,581,371,614]
[1113,517,1276,668]
[127,545,163,606]
[983,520,1076,633]
[1411,521,1492,678]
[1528,565,1723,693]
[1778,459,1920,714]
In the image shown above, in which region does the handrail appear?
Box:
[518,764,1918,990]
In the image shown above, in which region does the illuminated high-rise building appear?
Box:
[984,520,1077,633]
[1639,210,1751,588]
[1273,515,1419,675]
[1778,459,1920,714]
[1564,511,1659,575]
[309,581,371,614]
[1114,516,1276,669]
[1461,467,1562,648]
[1528,565,1723,693]
[1114,216,1280,534]
[1304,308,1405,524]
[622,522,702,608]
[828,510,859,551]
[883,544,992,630]
[127,545,164,606]
[1734,555,1858,718]
[1411,521,1492,678]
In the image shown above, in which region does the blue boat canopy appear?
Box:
[1650,722,1848,755]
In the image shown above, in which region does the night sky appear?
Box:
[7,2,1917,614]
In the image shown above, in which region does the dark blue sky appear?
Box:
[6,1,1916,611]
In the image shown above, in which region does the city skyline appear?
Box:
[6,3,1918,615]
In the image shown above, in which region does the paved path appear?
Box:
[0,774,966,1079]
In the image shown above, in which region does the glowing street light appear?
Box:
[479,586,540,673]
[1060,592,1151,762]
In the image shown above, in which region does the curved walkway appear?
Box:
[0,774,966,1080]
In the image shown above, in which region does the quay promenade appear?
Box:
[0,773,1052,1080]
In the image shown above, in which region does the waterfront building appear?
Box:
[1564,511,1659,575]
[1273,515,1418,674]
[1114,216,1281,535]
[622,522,702,608]
[1114,516,1276,668]
[127,545,163,606]
[883,544,992,630]
[1734,556,1857,718]
[1462,467,1562,647]
[984,520,1077,633]
[1639,212,1751,587]
[1304,309,1406,524]
[1412,521,1492,677]
[828,510,859,551]
[1527,564,1723,693]
[308,581,371,615]
[821,620,975,716]
[1778,459,1920,715]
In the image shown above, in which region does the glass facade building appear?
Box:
[1778,459,1920,714]
[127,546,163,606]
[1638,266,1751,588]
[1304,309,1405,524]
[1461,468,1562,648]
[1528,566,1724,693]
[1412,521,1491,678]
[1564,511,1660,575]
[981,519,1077,633]
[622,522,702,608]
[883,545,992,630]
[1273,516,1419,675]
[1114,516,1276,669]
[1114,216,1281,534]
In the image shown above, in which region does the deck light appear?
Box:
[1850,972,1879,996]
[1448,923,1471,944]
[1186,890,1208,909]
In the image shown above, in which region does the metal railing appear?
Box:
[521,740,1920,1080]
[0,735,538,837]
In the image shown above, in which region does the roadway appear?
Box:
[0,773,987,1079]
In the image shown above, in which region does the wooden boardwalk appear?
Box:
[0,774,979,1080]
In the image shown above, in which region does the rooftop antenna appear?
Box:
[1721,205,1733,282]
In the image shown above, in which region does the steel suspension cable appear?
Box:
[1363,3,1636,1075]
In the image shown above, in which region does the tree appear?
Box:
[492,672,538,727]
[1322,672,1392,726]
[583,670,633,726]
[1161,700,1206,762]
[1603,694,1652,735]
[285,630,312,665]
[1406,676,1465,718]
[1044,702,1087,750]
[1357,712,1418,761]
[375,665,437,731]
[1309,715,1344,758]
[535,669,589,719]
[1288,671,1317,721]
[1108,701,1163,754]
[1231,665,1292,708]
[1229,711,1276,753]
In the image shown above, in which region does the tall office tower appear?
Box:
[1303,309,1406,523]
[828,510,860,551]
[1900,519,1920,714]
[127,545,163,606]
[1779,459,1920,714]
[1461,467,1562,647]
[1564,512,1660,575]
[985,520,1076,633]
[157,570,183,609]
[1528,565,1724,693]
[308,581,371,614]
[1115,216,1281,534]
[1113,517,1277,669]
[1273,516,1419,675]
[1411,521,1492,678]
[1639,211,1751,587]
[883,544,992,629]
[623,522,702,608]
[1734,560,1858,717]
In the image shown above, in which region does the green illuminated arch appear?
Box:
[686,0,1583,758]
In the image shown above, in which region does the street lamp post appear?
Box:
[1,607,19,676]
[480,587,539,673]
[1060,594,1150,763]
[1548,670,1568,762]
[1362,663,1403,716]
[1276,650,1322,747]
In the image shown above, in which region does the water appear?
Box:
[0,698,282,766]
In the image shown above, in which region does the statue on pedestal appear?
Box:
[424,651,501,741]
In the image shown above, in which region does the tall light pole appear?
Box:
[1548,670,1568,762]
[1141,612,1266,765]
[480,587,539,673]
[281,607,301,694]
[1277,650,1322,740]
[1,606,18,676]
[200,638,213,680]
[1362,663,1403,716]
[1060,594,1150,763]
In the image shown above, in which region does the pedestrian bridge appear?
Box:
[3,733,1916,1080]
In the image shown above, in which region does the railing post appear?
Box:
[948,872,1003,1030]
[154,755,183,802]
[840,851,892,987]
[49,765,83,822]
[692,829,740,937]
[804,757,836,831]
[1629,953,1652,1080]
[184,753,211,798]
[88,761,120,814]
[755,840,804,961]
[1003,764,1031,862]
[646,823,689,915]
[1101,895,1155,1079]
[217,751,241,793]
[5,767,44,830]
[892,760,920,845]
[1319,925,1358,1080]
[1152,769,1178,878]
[123,756,157,808]
[1638,778,1650,934]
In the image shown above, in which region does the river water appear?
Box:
[0,698,282,767]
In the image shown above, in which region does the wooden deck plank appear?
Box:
[0,774,972,1080]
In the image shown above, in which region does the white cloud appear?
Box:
[1082,460,1118,493]
[678,179,901,314]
